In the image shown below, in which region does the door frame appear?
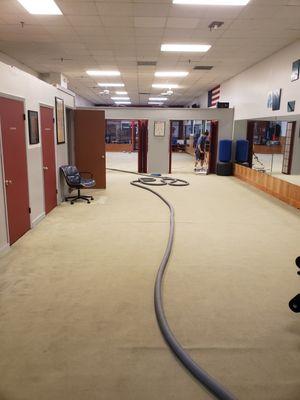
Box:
[0,120,9,245]
[169,119,219,174]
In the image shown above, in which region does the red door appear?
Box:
[41,106,57,214]
[0,97,30,245]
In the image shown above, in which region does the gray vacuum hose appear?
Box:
[108,168,237,400]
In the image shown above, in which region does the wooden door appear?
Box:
[282,121,296,175]
[0,97,30,244]
[41,106,57,214]
[209,120,218,173]
[138,120,148,173]
[74,109,106,189]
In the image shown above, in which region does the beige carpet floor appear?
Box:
[0,157,300,400]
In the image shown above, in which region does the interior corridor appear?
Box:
[0,171,299,400]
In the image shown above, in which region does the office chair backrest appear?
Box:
[60,165,81,186]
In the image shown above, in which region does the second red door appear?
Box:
[40,106,57,214]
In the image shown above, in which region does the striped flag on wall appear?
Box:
[208,85,220,108]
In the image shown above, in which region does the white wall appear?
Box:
[0,60,75,252]
[75,94,94,107]
[210,40,300,174]
[99,107,234,173]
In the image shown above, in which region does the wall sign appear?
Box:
[55,97,65,144]
[154,121,165,137]
[291,60,300,82]
[28,110,39,145]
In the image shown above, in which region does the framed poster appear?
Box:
[55,97,65,144]
[291,60,300,82]
[154,121,165,137]
[267,91,273,109]
[272,89,282,111]
[287,101,295,112]
[28,110,39,145]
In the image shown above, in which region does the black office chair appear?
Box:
[60,165,96,204]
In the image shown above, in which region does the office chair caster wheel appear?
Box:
[71,201,74,205]
[91,196,94,201]
[87,200,91,204]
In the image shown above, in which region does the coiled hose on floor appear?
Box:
[108,168,237,400]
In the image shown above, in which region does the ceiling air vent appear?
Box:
[137,61,157,66]
[139,92,151,95]
[193,66,213,70]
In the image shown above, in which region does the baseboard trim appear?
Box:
[31,212,46,228]
[0,242,10,255]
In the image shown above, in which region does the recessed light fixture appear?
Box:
[149,97,168,101]
[115,101,131,105]
[17,0,62,15]
[152,83,179,89]
[111,97,130,100]
[86,70,120,76]
[98,83,125,87]
[161,44,211,52]
[115,91,127,95]
[148,102,164,105]
[155,71,189,77]
[173,0,250,5]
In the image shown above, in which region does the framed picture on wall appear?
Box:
[28,110,39,145]
[291,60,300,82]
[55,97,65,144]
[154,121,165,137]
[272,89,282,111]
[287,101,296,112]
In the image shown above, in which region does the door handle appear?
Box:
[5,180,12,186]
[43,166,49,170]
[101,155,105,159]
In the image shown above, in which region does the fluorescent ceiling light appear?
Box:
[148,102,163,105]
[111,97,130,100]
[161,44,211,52]
[17,0,62,14]
[152,83,179,89]
[155,71,189,77]
[115,91,127,95]
[98,83,125,87]
[115,101,131,105]
[86,70,120,76]
[173,0,250,5]
[149,97,168,101]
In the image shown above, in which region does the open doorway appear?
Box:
[105,119,148,173]
[247,120,296,178]
[169,119,218,174]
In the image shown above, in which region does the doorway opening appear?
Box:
[169,119,218,174]
[247,120,297,183]
[105,119,148,173]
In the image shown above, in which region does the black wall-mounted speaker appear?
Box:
[217,102,229,108]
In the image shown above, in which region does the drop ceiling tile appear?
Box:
[101,16,134,27]
[166,18,199,29]
[67,16,102,27]
[133,3,170,17]
[134,17,166,29]
[58,1,98,16]
[96,2,134,16]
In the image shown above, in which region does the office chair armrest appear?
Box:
[80,171,93,178]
